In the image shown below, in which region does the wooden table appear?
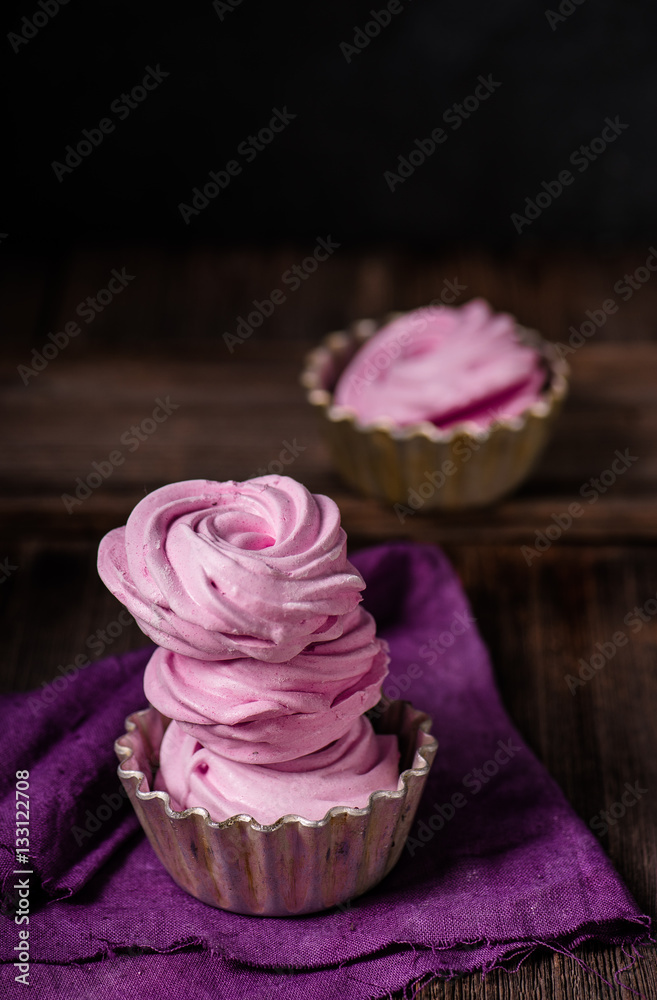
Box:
[1,246,655,998]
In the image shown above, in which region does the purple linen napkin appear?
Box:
[0,647,149,910]
[0,542,651,999]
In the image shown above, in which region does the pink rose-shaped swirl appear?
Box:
[97,477,364,662]
[334,299,546,431]
[144,607,389,763]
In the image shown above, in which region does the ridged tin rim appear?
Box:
[114,700,437,832]
[300,313,570,444]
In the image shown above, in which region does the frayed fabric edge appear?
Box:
[6,919,652,1000]
[366,919,655,1000]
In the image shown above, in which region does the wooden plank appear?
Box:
[1,343,656,545]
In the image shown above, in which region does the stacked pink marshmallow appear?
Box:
[98,477,400,825]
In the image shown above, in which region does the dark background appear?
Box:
[2,0,655,250]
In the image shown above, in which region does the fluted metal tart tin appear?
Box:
[300,315,569,509]
[114,699,437,916]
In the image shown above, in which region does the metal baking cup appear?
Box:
[300,316,569,509]
[114,700,437,916]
